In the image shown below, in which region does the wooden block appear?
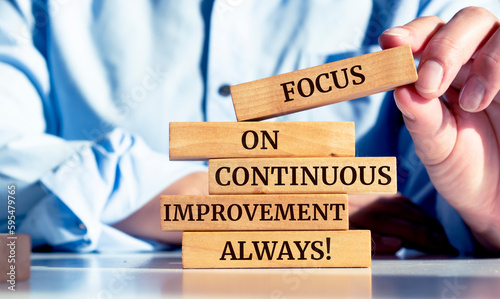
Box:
[231,45,417,121]
[169,121,355,160]
[209,157,396,194]
[160,194,348,231]
[0,234,31,285]
[182,230,371,268]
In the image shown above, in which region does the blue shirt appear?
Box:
[0,0,498,253]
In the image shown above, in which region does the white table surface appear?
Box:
[1,251,500,298]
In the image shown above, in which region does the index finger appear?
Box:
[416,7,499,99]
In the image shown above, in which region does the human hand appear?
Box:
[379,7,500,251]
[113,171,208,244]
[350,196,457,255]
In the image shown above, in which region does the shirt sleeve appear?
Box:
[419,0,500,21]
[22,129,206,252]
[0,0,206,252]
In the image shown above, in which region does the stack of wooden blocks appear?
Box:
[162,45,418,269]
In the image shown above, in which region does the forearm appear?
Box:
[112,193,183,245]
[112,171,208,245]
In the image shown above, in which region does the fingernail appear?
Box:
[382,27,410,38]
[394,91,416,121]
[416,60,443,94]
[459,76,485,112]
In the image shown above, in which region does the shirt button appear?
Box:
[218,84,231,97]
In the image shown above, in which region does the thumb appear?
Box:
[393,86,457,166]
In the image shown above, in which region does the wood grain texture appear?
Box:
[160,194,348,231]
[231,45,417,121]
[182,230,371,268]
[209,157,397,194]
[169,121,355,160]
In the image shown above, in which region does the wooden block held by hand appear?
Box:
[169,122,355,160]
[231,45,417,121]
[209,157,397,194]
[161,194,348,231]
[182,230,371,268]
[1,234,31,284]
